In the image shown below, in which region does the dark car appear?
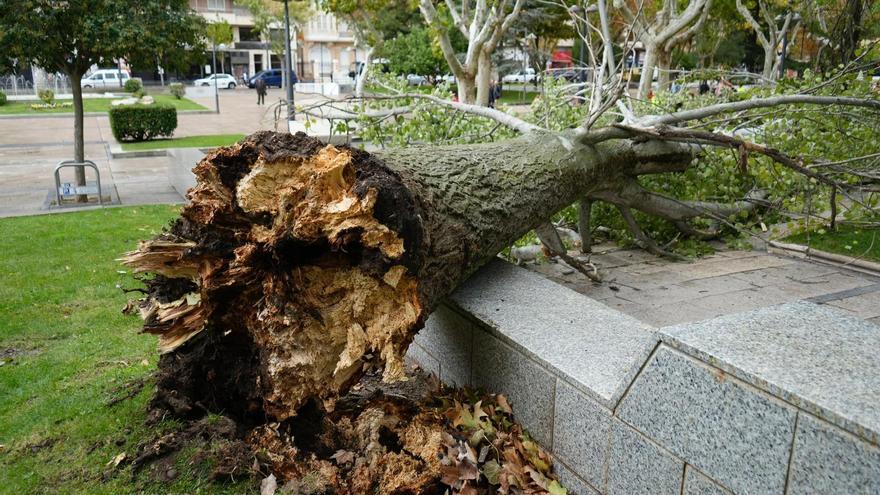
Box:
[247,69,298,89]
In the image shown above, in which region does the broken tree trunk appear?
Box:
[122,131,691,422]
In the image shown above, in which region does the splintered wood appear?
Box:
[122,135,422,418]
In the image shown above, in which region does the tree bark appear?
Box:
[122,130,691,422]
[354,47,373,98]
[69,71,88,203]
[457,73,477,104]
[475,50,493,107]
[638,44,658,99]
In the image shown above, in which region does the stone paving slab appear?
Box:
[661,301,880,445]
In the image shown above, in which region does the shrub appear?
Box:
[0,91,6,106]
[109,104,177,142]
[38,89,54,104]
[124,78,143,93]
[169,83,185,99]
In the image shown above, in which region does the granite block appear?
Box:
[683,466,731,495]
[607,419,684,495]
[554,460,601,495]
[471,330,556,447]
[416,304,473,386]
[405,342,439,377]
[660,301,880,445]
[616,346,797,494]
[787,413,880,494]
[451,260,657,408]
[552,378,612,490]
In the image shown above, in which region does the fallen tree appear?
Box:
[123,66,879,491]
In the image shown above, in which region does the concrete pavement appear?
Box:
[0,88,325,217]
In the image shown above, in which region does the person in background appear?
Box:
[488,80,497,108]
[699,80,710,95]
[255,77,267,106]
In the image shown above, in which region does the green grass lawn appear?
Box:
[0,206,252,494]
[784,225,880,263]
[0,94,206,115]
[498,89,539,105]
[121,134,245,151]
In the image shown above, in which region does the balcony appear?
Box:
[234,40,269,50]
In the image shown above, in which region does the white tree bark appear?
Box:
[419,0,524,106]
[355,46,372,98]
[614,0,713,98]
[735,0,793,81]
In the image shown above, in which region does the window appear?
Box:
[207,0,225,11]
[93,74,103,80]
[105,72,117,80]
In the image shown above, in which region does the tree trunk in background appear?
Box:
[638,44,658,99]
[69,71,87,203]
[475,50,493,107]
[122,130,690,423]
[762,44,776,81]
[354,47,373,97]
[457,73,477,104]
[657,50,672,91]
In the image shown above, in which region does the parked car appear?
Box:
[437,73,457,84]
[247,69,298,89]
[501,68,537,84]
[407,74,428,86]
[80,69,131,88]
[193,73,237,89]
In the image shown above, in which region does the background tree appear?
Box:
[613,0,714,97]
[0,0,203,201]
[735,0,798,80]
[419,0,526,105]
[506,1,575,74]
[380,27,453,76]
[236,0,311,91]
[206,19,234,73]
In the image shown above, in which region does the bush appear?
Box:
[109,104,177,142]
[124,78,143,93]
[169,83,185,99]
[38,89,54,104]
[0,91,6,106]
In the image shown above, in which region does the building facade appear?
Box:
[189,0,364,83]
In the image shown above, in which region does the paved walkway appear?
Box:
[528,243,880,327]
[0,89,326,217]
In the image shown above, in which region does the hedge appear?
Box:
[109,104,177,142]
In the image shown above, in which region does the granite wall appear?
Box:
[408,260,880,494]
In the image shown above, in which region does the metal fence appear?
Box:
[0,72,71,96]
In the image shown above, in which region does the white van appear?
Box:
[81,69,131,88]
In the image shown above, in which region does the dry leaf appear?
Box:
[260,473,277,495]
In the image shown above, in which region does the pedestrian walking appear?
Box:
[256,78,267,105]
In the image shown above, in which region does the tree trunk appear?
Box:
[656,49,672,92]
[475,50,493,107]
[457,73,477,104]
[638,44,658,99]
[354,47,373,98]
[122,130,690,422]
[69,71,88,203]
[762,43,776,81]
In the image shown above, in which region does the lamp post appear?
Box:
[568,4,598,83]
[212,42,220,113]
[274,0,296,126]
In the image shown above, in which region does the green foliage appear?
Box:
[38,88,54,104]
[109,104,178,142]
[206,19,234,46]
[123,77,142,93]
[355,73,517,146]
[0,91,6,106]
[169,82,186,99]
[784,225,880,262]
[379,27,448,76]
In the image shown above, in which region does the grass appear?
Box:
[121,134,245,151]
[0,206,252,494]
[498,89,539,105]
[0,94,206,115]
[783,225,880,263]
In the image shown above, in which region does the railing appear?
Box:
[0,75,33,96]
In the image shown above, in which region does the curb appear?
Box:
[768,240,880,277]
[0,109,212,120]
